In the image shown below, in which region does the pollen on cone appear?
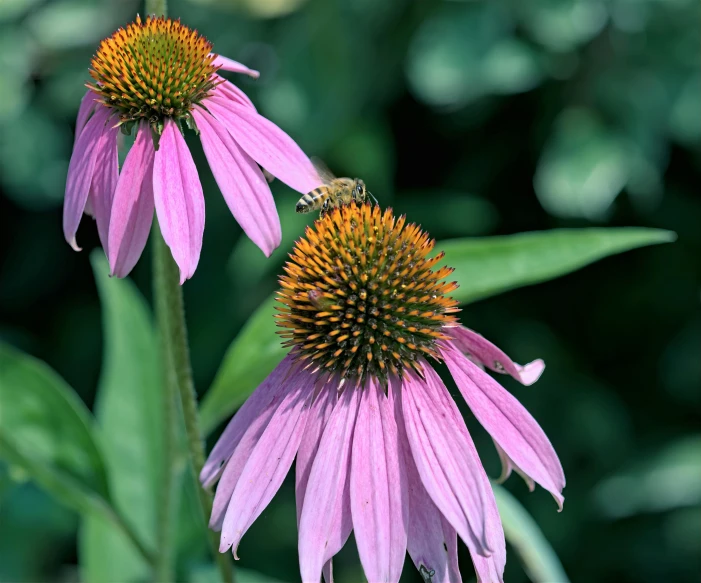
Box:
[276,202,460,382]
[88,15,220,128]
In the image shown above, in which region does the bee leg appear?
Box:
[320,198,330,216]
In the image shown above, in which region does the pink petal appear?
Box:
[107,124,155,277]
[295,385,337,524]
[442,342,565,510]
[153,120,205,284]
[395,372,506,583]
[211,54,260,78]
[462,436,506,583]
[398,366,492,557]
[201,355,296,487]
[322,561,333,583]
[393,378,461,583]
[206,98,323,194]
[351,379,407,583]
[299,385,360,583]
[75,90,97,144]
[447,325,545,386]
[207,357,298,530]
[88,120,119,255]
[220,371,314,557]
[193,107,281,257]
[210,78,257,111]
[63,106,111,251]
[84,194,95,218]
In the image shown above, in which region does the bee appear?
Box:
[296,160,376,215]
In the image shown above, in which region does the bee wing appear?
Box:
[311,157,337,184]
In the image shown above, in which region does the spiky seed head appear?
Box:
[276,203,460,384]
[88,15,220,133]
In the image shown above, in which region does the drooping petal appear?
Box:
[201,354,296,487]
[442,342,565,509]
[74,90,97,143]
[439,518,462,583]
[153,120,205,283]
[206,98,323,195]
[447,325,545,386]
[299,385,360,583]
[295,384,337,524]
[350,379,407,583]
[89,124,119,254]
[395,371,506,582]
[220,370,314,557]
[322,561,333,583]
[208,357,299,530]
[398,365,491,557]
[211,53,260,78]
[210,79,257,111]
[462,436,506,583]
[193,107,281,256]
[107,124,155,276]
[391,377,461,583]
[63,106,111,250]
[84,194,95,218]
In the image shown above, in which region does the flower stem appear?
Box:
[152,223,179,583]
[152,224,234,583]
[145,0,167,16]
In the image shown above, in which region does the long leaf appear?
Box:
[79,252,164,583]
[442,228,675,304]
[201,227,674,435]
[493,484,570,583]
[0,343,109,505]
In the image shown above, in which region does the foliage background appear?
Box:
[0,0,699,581]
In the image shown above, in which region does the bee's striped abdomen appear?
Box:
[296,187,327,213]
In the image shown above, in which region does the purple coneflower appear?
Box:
[64,15,322,282]
[201,203,565,583]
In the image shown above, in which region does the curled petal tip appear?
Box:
[68,237,82,252]
[519,359,545,386]
[211,53,261,78]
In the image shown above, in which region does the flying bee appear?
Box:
[296,160,376,216]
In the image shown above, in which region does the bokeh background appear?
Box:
[1,0,699,581]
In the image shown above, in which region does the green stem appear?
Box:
[153,224,179,583]
[145,0,167,16]
[152,225,234,583]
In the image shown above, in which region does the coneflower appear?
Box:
[64,15,322,282]
[202,203,565,583]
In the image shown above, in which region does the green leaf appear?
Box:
[200,296,285,435]
[493,484,570,583]
[201,228,674,435]
[443,228,675,304]
[0,343,109,511]
[79,252,164,583]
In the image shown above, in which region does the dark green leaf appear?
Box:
[0,343,109,508]
[443,228,675,304]
[79,252,164,583]
[493,484,570,583]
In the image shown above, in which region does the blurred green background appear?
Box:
[1,0,699,581]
